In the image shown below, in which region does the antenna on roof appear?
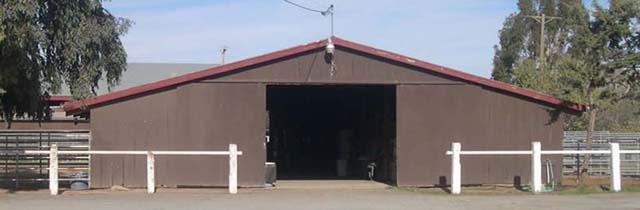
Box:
[220,46,229,65]
[284,0,334,36]
[284,0,337,77]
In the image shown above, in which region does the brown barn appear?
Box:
[63,37,582,188]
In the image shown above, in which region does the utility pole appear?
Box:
[220,47,228,65]
[524,13,561,72]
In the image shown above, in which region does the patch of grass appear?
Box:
[621,185,640,192]
[390,185,527,195]
[552,185,608,195]
[388,186,449,195]
[391,184,640,195]
[551,184,640,195]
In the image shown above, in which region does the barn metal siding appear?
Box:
[90,89,178,188]
[172,83,266,187]
[88,46,567,188]
[90,83,265,188]
[396,84,563,186]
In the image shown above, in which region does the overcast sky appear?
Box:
[105,0,517,78]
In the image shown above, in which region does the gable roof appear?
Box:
[64,36,584,115]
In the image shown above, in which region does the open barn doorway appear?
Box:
[266,85,396,185]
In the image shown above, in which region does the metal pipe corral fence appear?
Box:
[563,131,640,176]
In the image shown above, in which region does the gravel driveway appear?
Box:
[1,187,639,210]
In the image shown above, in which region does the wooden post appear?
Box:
[147,151,155,194]
[531,141,542,193]
[49,144,58,195]
[610,143,621,192]
[451,142,461,194]
[229,144,238,194]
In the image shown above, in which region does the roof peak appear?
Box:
[64,36,583,115]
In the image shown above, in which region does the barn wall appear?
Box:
[396,84,563,186]
[172,83,265,187]
[88,45,569,188]
[90,83,265,188]
[90,88,177,188]
[204,48,462,84]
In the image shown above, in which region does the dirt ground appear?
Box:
[2,186,640,210]
[562,176,640,186]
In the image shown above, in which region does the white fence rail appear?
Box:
[25,144,243,195]
[445,141,638,194]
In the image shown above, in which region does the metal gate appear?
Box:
[0,130,89,189]
[564,131,640,176]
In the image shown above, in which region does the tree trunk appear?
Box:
[578,108,597,186]
[2,112,10,129]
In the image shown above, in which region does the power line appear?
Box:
[284,0,337,77]
[284,0,326,13]
[283,0,334,36]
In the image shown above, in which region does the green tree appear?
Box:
[495,0,640,184]
[0,0,130,127]
[492,0,586,83]
[597,96,640,132]
[555,0,640,183]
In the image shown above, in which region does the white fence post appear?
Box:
[229,144,238,194]
[531,141,542,193]
[147,151,155,194]
[610,143,621,192]
[23,147,244,196]
[451,142,461,194]
[49,144,58,195]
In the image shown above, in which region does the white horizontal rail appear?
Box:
[25,150,243,155]
[541,150,611,155]
[445,150,621,155]
[620,150,640,154]
[33,144,243,196]
[446,151,532,155]
[447,142,629,195]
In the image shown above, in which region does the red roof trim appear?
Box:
[330,37,584,112]
[46,95,72,102]
[64,36,583,115]
[63,39,328,115]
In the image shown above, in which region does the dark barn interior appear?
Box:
[266,85,396,183]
